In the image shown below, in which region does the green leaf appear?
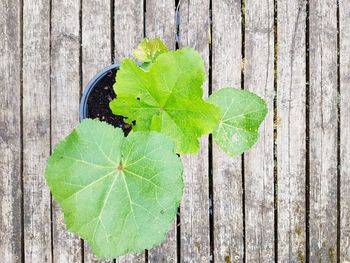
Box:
[45,119,183,259]
[110,48,221,154]
[208,87,268,156]
[133,38,168,63]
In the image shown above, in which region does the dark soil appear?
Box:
[87,68,132,135]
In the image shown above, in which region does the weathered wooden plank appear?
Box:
[82,0,111,89]
[145,0,175,48]
[340,1,350,261]
[0,0,22,261]
[22,0,52,261]
[148,224,177,263]
[211,0,244,262]
[114,0,144,61]
[276,0,307,261]
[179,0,211,262]
[113,1,145,262]
[50,0,82,262]
[308,0,338,262]
[144,1,177,262]
[244,0,275,261]
[81,0,113,262]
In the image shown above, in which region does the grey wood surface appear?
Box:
[145,0,175,49]
[179,0,211,262]
[144,1,177,262]
[277,0,307,262]
[0,0,22,262]
[114,0,143,61]
[244,0,275,261]
[1,0,350,262]
[22,0,52,261]
[340,0,350,261]
[211,0,244,262]
[50,0,82,262]
[309,0,338,262]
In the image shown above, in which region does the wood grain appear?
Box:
[340,0,350,261]
[81,0,113,262]
[144,1,177,262]
[179,0,211,262]
[22,0,52,261]
[276,0,307,261]
[145,0,175,48]
[0,0,22,261]
[82,0,111,89]
[50,0,82,262]
[114,0,144,61]
[244,0,275,261]
[211,0,244,262]
[2,1,350,262]
[309,0,338,262]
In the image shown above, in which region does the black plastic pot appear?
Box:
[79,63,133,135]
[79,63,120,120]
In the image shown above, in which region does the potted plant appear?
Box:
[45,38,267,259]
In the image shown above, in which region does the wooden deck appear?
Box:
[1,0,349,262]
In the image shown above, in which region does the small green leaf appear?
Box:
[208,87,268,156]
[45,119,183,259]
[133,38,168,63]
[110,48,221,154]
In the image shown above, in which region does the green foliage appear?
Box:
[45,38,268,259]
[208,87,268,156]
[110,48,221,154]
[45,119,183,259]
[133,38,168,63]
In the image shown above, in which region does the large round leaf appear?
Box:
[208,87,268,156]
[45,119,183,259]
